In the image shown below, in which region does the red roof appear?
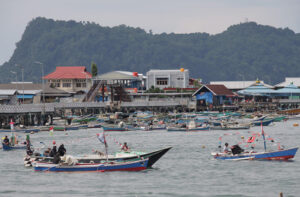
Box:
[193,84,235,96]
[43,66,92,79]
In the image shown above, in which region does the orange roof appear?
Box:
[43,66,92,79]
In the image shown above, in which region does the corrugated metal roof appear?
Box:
[0,89,16,96]
[210,81,273,89]
[95,71,139,80]
[193,85,235,96]
[44,66,92,79]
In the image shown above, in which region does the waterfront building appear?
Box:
[275,77,300,88]
[43,66,92,93]
[210,80,273,92]
[192,84,235,110]
[0,83,70,104]
[93,71,145,90]
[146,69,189,90]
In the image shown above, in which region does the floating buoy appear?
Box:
[30,131,34,134]
[241,136,244,139]
[293,123,299,127]
[202,145,206,149]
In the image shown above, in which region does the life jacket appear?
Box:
[247,136,256,143]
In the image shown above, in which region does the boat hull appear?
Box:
[212,147,298,161]
[34,159,148,172]
[102,126,127,131]
[2,143,27,151]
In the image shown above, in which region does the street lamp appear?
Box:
[34,61,45,115]
[15,64,25,103]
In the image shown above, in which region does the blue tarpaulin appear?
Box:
[196,92,213,103]
[17,95,34,99]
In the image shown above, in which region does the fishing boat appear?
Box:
[33,158,149,172]
[2,143,27,151]
[252,118,274,126]
[25,147,172,168]
[211,147,298,160]
[212,121,298,161]
[102,126,128,132]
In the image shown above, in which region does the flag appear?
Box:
[49,126,54,136]
[97,133,107,147]
[10,119,14,131]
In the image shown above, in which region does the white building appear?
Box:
[275,77,300,88]
[210,80,273,91]
[146,69,189,90]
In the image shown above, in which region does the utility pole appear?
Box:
[34,61,45,124]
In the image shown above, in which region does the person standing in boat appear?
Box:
[121,142,130,152]
[58,144,66,156]
[3,136,9,145]
[223,143,231,153]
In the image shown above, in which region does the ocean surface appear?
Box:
[0,119,299,197]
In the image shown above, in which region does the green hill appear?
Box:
[1,17,300,84]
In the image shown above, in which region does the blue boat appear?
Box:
[0,128,39,133]
[167,126,210,132]
[2,143,27,151]
[212,147,298,161]
[33,158,149,172]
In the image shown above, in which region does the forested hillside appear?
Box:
[1,17,300,84]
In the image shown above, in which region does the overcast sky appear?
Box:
[0,0,299,64]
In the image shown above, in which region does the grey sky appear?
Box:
[0,0,299,64]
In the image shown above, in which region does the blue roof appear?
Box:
[274,83,300,94]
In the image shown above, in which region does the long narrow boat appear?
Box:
[102,126,128,132]
[2,143,27,151]
[33,158,149,172]
[26,147,172,168]
[167,127,209,132]
[211,147,298,161]
[252,118,274,126]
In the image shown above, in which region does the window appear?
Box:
[156,78,168,85]
[56,83,60,87]
[82,83,87,88]
[177,77,184,80]
[76,83,81,87]
[63,83,71,87]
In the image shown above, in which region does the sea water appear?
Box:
[0,119,299,197]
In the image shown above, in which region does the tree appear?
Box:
[91,62,98,77]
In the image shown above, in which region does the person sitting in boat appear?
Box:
[26,143,33,156]
[53,152,61,164]
[223,143,231,153]
[58,144,66,156]
[50,145,57,157]
[3,136,9,145]
[43,148,51,157]
[121,142,130,152]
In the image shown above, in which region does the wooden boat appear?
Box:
[26,147,172,168]
[211,124,250,130]
[252,119,274,126]
[33,158,149,172]
[102,126,128,132]
[2,143,27,151]
[167,126,209,132]
[211,147,298,161]
[0,128,39,133]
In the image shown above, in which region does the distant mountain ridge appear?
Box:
[1,17,300,84]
